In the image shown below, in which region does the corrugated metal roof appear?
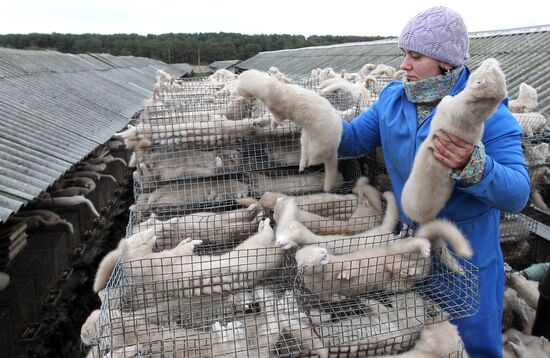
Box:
[0,48,183,223]
[209,60,241,71]
[237,25,550,115]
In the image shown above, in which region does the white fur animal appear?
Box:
[237,69,342,191]
[295,218,472,301]
[401,58,507,224]
[267,66,293,83]
[273,190,384,235]
[295,237,432,301]
[513,112,548,136]
[140,179,249,207]
[509,83,538,113]
[274,192,399,252]
[138,148,242,181]
[247,171,344,196]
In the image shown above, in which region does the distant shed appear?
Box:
[209,60,241,73]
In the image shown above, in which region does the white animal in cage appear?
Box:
[138,148,242,181]
[370,64,396,78]
[318,67,339,82]
[340,69,362,83]
[113,124,153,150]
[134,203,262,246]
[102,219,283,297]
[140,179,250,206]
[251,114,300,137]
[273,190,384,235]
[358,63,376,78]
[264,143,302,167]
[237,69,343,191]
[267,66,293,83]
[401,58,507,224]
[208,68,236,84]
[249,191,359,218]
[274,192,399,251]
[320,79,373,109]
[295,237,432,302]
[513,112,548,136]
[509,83,538,113]
[295,218,472,301]
[156,69,174,84]
[247,171,344,197]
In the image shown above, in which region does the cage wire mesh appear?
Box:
[89,69,474,357]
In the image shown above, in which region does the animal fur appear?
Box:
[294,218,472,301]
[524,143,549,166]
[247,171,344,197]
[237,69,342,191]
[401,58,507,223]
[8,209,74,233]
[139,179,249,207]
[512,112,548,136]
[509,83,538,113]
[138,148,242,181]
[274,192,399,252]
[98,219,283,298]
[273,190,384,235]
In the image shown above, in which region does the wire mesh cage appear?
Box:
[513,112,549,138]
[89,210,477,357]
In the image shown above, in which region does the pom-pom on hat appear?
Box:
[398,6,469,67]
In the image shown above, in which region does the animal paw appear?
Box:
[191,240,203,247]
[416,238,431,257]
[337,271,350,280]
[275,236,295,250]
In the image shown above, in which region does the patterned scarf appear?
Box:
[403,66,463,125]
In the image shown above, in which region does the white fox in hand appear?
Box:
[401,58,507,223]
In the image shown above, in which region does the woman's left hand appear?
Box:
[432,130,474,170]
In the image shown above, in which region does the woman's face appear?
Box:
[400,50,451,82]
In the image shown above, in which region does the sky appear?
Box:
[2,0,549,38]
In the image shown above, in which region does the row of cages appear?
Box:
[89,230,475,357]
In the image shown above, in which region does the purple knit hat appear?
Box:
[398,6,470,67]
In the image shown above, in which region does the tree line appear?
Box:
[0,32,387,65]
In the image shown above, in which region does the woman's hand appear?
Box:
[432,130,473,170]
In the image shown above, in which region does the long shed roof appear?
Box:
[237,25,550,115]
[0,48,182,223]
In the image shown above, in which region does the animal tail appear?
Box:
[415,219,473,275]
[354,177,383,213]
[52,196,100,217]
[93,249,120,293]
[379,191,399,232]
[236,197,260,208]
[100,174,117,183]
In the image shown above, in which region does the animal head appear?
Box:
[518,82,538,105]
[236,69,271,98]
[295,246,331,267]
[467,58,507,101]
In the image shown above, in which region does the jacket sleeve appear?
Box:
[457,105,530,213]
[338,100,382,158]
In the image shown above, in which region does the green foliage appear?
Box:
[0,32,386,64]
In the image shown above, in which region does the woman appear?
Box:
[339,6,530,357]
